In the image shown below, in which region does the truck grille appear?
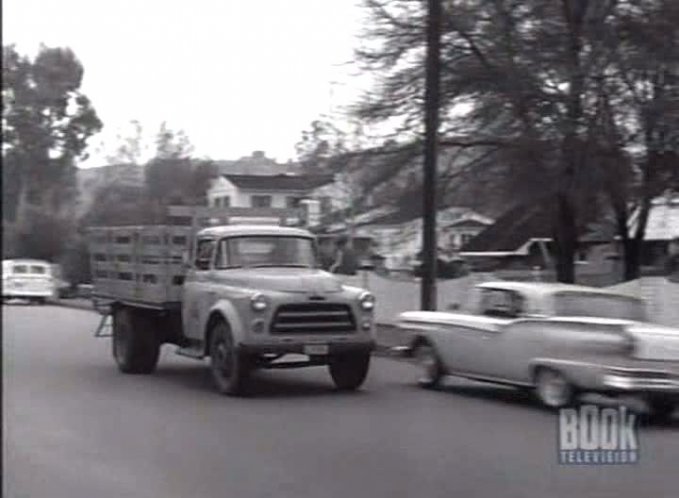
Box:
[270,303,356,334]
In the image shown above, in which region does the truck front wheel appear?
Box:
[328,352,370,391]
[208,322,250,396]
[112,307,160,374]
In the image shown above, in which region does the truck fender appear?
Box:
[203,299,247,354]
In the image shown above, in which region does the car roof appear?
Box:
[196,225,314,239]
[476,281,640,300]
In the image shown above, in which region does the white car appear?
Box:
[397,281,679,419]
[2,259,56,304]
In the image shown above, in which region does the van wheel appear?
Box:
[535,368,575,408]
[112,307,160,374]
[328,352,370,391]
[209,322,250,396]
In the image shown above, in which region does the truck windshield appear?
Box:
[216,236,317,269]
[554,292,646,321]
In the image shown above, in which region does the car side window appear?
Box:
[194,239,216,271]
[480,289,524,318]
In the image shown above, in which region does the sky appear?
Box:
[3,0,373,167]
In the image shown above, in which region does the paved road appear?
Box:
[3,305,678,498]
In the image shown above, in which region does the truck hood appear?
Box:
[214,268,344,294]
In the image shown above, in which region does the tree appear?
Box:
[144,123,215,207]
[295,119,348,173]
[2,44,102,260]
[355,0,677,282]
[597,0,679,279]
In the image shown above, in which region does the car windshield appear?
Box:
[216,236,316,269]
[554,292,646,321]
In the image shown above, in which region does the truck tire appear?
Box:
[328,352,370,391]
[112,307,160,374]
[208,322,250,396]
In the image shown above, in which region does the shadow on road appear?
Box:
[421,378,679,428]
[149,363,368,400]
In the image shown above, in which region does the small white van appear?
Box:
[2,259,56,303]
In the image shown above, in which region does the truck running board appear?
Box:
[175,345,205,359]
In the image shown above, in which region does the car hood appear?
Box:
[214,268,344,294]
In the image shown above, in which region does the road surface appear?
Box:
[3,304,678,498]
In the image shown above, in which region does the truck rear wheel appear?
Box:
[112,307,160,374]
[208,322,250,396]
[328,352,370,391]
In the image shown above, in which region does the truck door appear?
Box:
[182,237,217,339]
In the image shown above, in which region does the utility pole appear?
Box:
[421,0,442,310]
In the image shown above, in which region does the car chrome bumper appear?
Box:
[602,369,679,393]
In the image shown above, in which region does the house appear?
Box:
[206,172,335,227]
[459,201,554,270]
[347,206,493,271]
[461,194,679,282]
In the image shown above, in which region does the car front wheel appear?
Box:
[413,342,443,388]
[535,368,575,408]
[328,352,370,391]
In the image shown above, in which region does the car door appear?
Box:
[459,288,524,378]
[182,237,217,340]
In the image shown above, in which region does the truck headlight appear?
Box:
[359,292,375,311]
[250,293,269,312]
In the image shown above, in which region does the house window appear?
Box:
[213,197,221,208]
[320,196,332,214]
[460,233,475,247]
[221,196,231,207]
[251,195,272,208]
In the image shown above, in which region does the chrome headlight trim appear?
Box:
[359,291,376,311]
[250,293,269,312]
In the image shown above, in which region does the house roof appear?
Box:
[461,200,553,253]
[223,173,334,191]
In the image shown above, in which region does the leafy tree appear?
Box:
[355,0,677,282]
[295,119,348,172]
[2,44,102,260]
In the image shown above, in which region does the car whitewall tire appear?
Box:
[535,368,575,408]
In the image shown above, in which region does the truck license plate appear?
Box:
[304,344,329,355]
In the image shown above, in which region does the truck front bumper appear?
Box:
[240,340,375,356]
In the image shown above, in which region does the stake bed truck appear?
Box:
[88,207,376,395]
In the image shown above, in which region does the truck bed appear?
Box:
[89,225,191,307]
